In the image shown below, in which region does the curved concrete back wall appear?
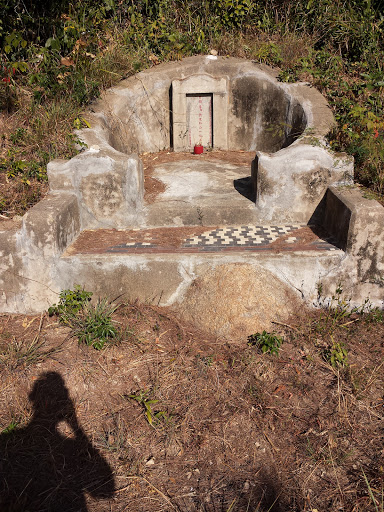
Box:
[82,56,312,154]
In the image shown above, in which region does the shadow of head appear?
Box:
[29,371,74,423]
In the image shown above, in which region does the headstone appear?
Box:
[186,94,213,148]
[172,74,228,152]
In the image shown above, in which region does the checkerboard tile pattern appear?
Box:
[101,225,340,254]
[183,225,302,249]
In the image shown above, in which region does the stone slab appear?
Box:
[64,224,340,255]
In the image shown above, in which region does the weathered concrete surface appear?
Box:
[0,220,23,311]
[174,263,304,339]
[144,159,257,227]
[56,250,342,311]
[0,193,81,313]
[254,144,354,223]
[77,56,334,155]
[48,152,143,229]
[320,186,384,303]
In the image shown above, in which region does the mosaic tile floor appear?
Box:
[66,225,341,255]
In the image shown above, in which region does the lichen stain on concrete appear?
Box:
[357,241,384,286]
[81,173,124,218]
[297,167,331,201]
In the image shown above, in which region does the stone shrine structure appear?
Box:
[0,56,383,334]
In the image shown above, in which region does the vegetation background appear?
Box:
[1,0,384,216]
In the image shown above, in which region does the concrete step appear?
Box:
[143,156,258,226]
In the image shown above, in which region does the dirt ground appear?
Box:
[0,302,383,512]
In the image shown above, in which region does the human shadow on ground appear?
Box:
[0,371,115,512]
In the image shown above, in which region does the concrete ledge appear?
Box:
[22,193,80,257]
[327,185,384,278]
[48,151,144,229]
[0,193,81,313]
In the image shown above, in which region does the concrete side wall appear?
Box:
[229,75,299,152]
[48,152,144,230]
[322,187,352,250]
[0,193,81,313]
[320,186,384,304]
[254,144,354,224]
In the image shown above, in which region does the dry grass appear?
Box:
[0,303,383,511]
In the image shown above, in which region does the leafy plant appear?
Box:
[247,330,283,356]
[126,389,169,427]
[323,337,348,369]
[48,287,119,350]
[48,285,93,317]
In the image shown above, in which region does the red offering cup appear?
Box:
[194,145,203,154]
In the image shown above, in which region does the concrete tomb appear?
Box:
[0,56,383,329]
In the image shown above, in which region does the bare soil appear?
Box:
[0,304,383,512]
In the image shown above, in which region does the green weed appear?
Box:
[48,285,92,317]
[247,331,283,356]
[49,287,120,350]
[362,469,384,512]
[126,389,170,427]
[69,298,120,350]
[1,419,19,435]
[0,336,60,370]
[323,337,348,369]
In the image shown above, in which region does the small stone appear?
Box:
[210,49,218,56]
[145,457,155,466]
